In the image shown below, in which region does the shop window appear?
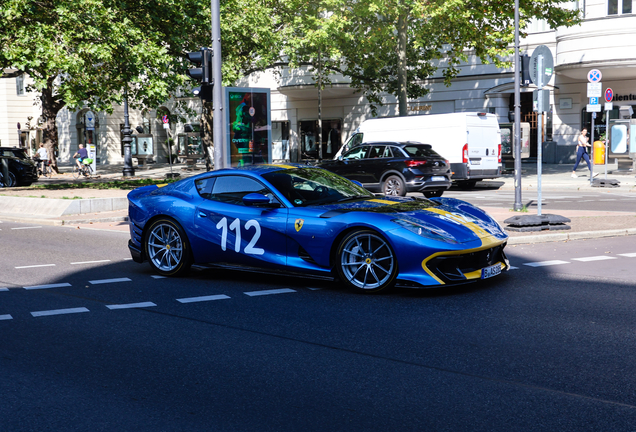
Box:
[299,119,342,161]
[272,121,290,160]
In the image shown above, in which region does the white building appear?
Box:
[3,0,635,168]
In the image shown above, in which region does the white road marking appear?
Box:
[89,278,132,285]
[523,260,570,267]
[618,253,636,258]
[71,260,111,265]
[0,314,13,320]
[177,294,230,303]
[572,256,617,262]
[244,288,296,297]
[599,199,617,201]
[151,275,167,279]
[11,226,42,230]
[31,307,89,317]
[106,302,156,310]
[15,264,55,269]
[24,283,72,290]
[509,266,519,270]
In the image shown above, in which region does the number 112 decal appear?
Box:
[216,217,264,255]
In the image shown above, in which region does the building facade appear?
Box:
[3,0,635,168]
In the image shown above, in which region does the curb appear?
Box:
[507,228,636,245]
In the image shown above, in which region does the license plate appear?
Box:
[431,176,446,181]
[469,159,481,165]
[481,264,501,279]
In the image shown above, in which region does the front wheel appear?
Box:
[382,175,406,196]
[336,230,398,293]
[144,217,193,276]
[424,190,444,198]
[72,165,81,179]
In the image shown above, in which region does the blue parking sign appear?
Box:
[589,97,598,105]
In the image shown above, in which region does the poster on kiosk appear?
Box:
[225,87,271,167]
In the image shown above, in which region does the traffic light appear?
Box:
[185,47,213,102]
[520,54,531,87]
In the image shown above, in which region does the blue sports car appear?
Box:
[127,164,509,293]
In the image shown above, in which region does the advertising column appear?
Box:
[225,87,271,167]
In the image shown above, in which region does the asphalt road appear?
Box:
[2,221,636,431]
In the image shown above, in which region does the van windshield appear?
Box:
[402,145,440,158]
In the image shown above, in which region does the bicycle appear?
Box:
[72,158,94,179]
[34,158,53,178]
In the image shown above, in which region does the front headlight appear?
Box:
[392,218,459,244]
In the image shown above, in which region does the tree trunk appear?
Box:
[397,12,408,117]
[201,103,215,171]
[40,77,65,173]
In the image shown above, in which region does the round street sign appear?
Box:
[605,87,614,103]
[529,45,554,87]
[587,69,602,83]
[162,115,169,124]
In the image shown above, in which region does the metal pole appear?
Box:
[605,108,609,179]
[318,49,323,161]
[513,0,523,211]
[122,86,135,177]
[211,0,224,169]
[590,113,595,184]
[537,55,543,216]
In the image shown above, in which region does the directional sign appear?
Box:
[587,69,602,83]
[85,110,95,129]
[605,87,614,103]
[529,45,554,87]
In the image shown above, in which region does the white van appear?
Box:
[337,113,502,186]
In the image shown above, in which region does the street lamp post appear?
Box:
[122,86,135,177]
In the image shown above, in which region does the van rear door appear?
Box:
[465,114,501,179]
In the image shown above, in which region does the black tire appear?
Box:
[382,175,406,196]
[424,190,444,198]
[457,180,477,190]
[144,217,193,276]
[336,229,398,293]
[4,171,17,187]
[72,165,81,179]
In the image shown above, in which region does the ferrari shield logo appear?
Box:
[295,219,304,232]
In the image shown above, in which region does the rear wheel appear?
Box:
[382,175,406,196]
[336,229,398,293]
[424,190,444,198]
[144,217,193,276]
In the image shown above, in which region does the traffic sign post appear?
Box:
[529,45,553,216]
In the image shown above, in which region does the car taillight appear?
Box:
[497,144,502,163]
[406,160,427,168]
[462,144,468,164]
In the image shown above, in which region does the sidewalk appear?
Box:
[1,161,635,245]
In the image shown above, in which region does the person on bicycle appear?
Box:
[36,143,48,172]
[73,144,88,170]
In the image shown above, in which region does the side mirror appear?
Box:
[243,193,279,208]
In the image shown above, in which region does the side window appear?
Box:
[209,176,271,206]
[383,147,394,158]
[195,177,216,199]
[343,146,368,160]
[351,133,364,147]
[368,146,385,159]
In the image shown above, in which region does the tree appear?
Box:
[278,0,581,116]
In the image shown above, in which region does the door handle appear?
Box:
[198,211,207,218]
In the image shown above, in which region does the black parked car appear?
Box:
[0,147,38,187]
[318,142,451,197]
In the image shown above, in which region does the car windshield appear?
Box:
[262,167,374,207]
[402,145,440,158]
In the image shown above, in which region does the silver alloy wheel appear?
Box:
[147,222,184,272]
[383,175,404,196]
[339,231,396,290]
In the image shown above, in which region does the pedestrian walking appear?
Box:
[572,128,598,178]
[35,144,48,173]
